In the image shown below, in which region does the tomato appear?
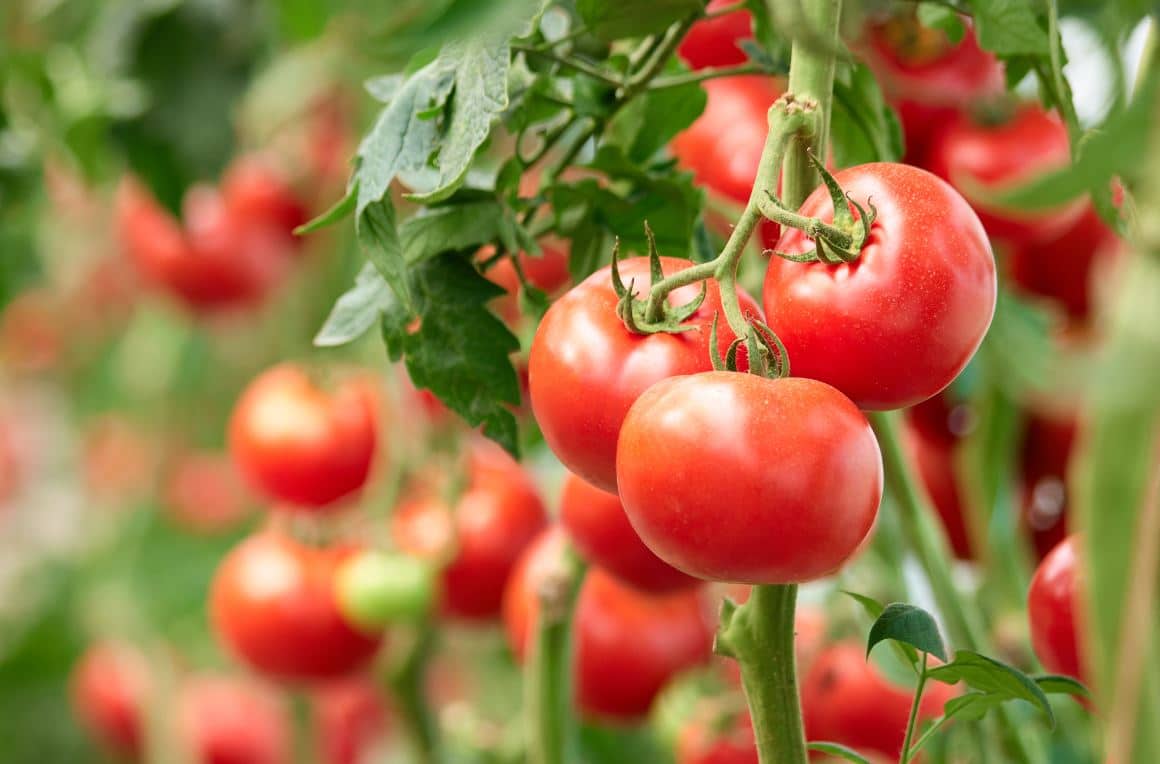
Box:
[483,242,572,326]
[529,256,761,493]
[116,178,289,311]
[70,642,148,756]
[802,643,956,761]
[229,364,379,510]
[677,707,756,764]
[313,680,390,764]
[617,372,881,584]
[905,422,974,559]
[393,439,547,620]
[678,0,753,71]
[1009,202,1121,325]
[1020,413,1076,561]
[503,528,714,721]
[164,450,253,534]
[924,105,1084,247]
[560,471,697,593]
[906,391,974,445]
[221,155,309,243]
[176,675,290,764]
[860,15,1003,162]
[1027,535,1084,683]
[210,530,384,682]
[762,162,996,410]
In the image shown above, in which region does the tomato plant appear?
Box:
[1028,535,1085,684]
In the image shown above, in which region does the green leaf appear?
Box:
[917,3,965,43]
[867,603,949,663]
[943,692,1005,722]
[357,197,411,311]
[966,0,1049,56]
[608,74,707,162]
[843,590,885,619]
[831,63,903,167]
[399,199,507,264]
[1034,674,1091,699]
[927,650,1055,725]
[314,263,396,348]
[576,0,702,41]
[295,185,356,235]
[807,742,872,764]
[365,73,404,103]
[382,254,521,455]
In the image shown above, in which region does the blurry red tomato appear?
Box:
[1028,534,1085,684]
[313,680,390,764]
[176,675,290,764]
[222,155,309,244]
[678,0,753,71]
[1020,413,1077,561]
[677,706,756,764]
[70,642,149,756]
[164,450,253,533]
[483,243,572,326]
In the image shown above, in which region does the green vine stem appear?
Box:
[900,653,930,763]
[526,548,586,764]
[385,624,439,764]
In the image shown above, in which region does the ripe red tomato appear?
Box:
[905,422,974,560]
[70,642,148,756]
[210,530,384,682]
[503,528,714,721]
[1027,534,1084,683]
[313,680,390,764]
[677,707,756,764]
[617,372,882,584]
[229,364,379,510]
[529,256,760,493]
[164,450,253,534]
[221,155,309,243]
[392,439,547,620]
[1009,202,1121,325]
[762,162,996,410]
[560,471,697,594]
[924,105,1084,247]
[802,643,957,761]
[176,675,290,764]
[1020,413,1077,561]
[860,15,1003,162]
[678,0,753,71]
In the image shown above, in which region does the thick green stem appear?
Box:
[387,625,438,764]
[526,550,585,764]
[718,585,808,764]
[780,0,842,210]
[291,692,317,764]
[900,654,930,763]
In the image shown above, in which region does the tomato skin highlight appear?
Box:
[763,162,996,410]
[560,471,698,594]
[210,531,384,682]
[677,0,753,71]
[1028,534,1085,684]
[801,643,956,761]
[529,256,760,493]
[229,364,378,510]
[616,372,882,584]
[393,439,547,621]
[924,105,1084,247]
[503,529,714,722]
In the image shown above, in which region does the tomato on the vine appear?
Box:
[560,471,697,594]
[1028,534,1085,684]
[70,642,148,757]
[176,675,290,764]
[229,364,379,510]
[313,679,390,764]
[392,439,547,620]
[529,256,761,493]
[860,14,1004,162]
[924,105,1084,247]
[677,0,753,71]
[221,155,309,245]
[503,528,714,721]
[802,643,957,761]
[762,162,996,410]
[210,530,384,682]
[616,371,882,584]
[163,450,253,534]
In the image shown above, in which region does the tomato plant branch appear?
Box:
[650,63,771,91]
[1039,0,1082,145]
[386,624,439,764]
[900,653,930,763]
[513,44,624,88]
[717,585,809,764]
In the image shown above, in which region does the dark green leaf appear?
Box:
[576,0,702,41]
[867,603,949,662]
[399,199,507,264]
[1035,674,1091,699]
[831,63,904,166]
[295,185,357,235]
[927,650,1055,725]
[807,742,872,764]
[358,197,411,311]
[382,254,521,455]
[917,3,966,43]
[966,0,1049,56]
[314,264,396,348]
[609,74,707,162]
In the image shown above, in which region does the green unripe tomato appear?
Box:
[335,550,436,629]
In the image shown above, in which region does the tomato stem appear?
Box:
[717,584,809,764]
[386,623,439,764]
[899,652,929,763]
[649,63,773,91]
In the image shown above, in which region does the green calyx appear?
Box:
[611,224,708,335]
[708,312,790,380]
[761,151,877,265]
